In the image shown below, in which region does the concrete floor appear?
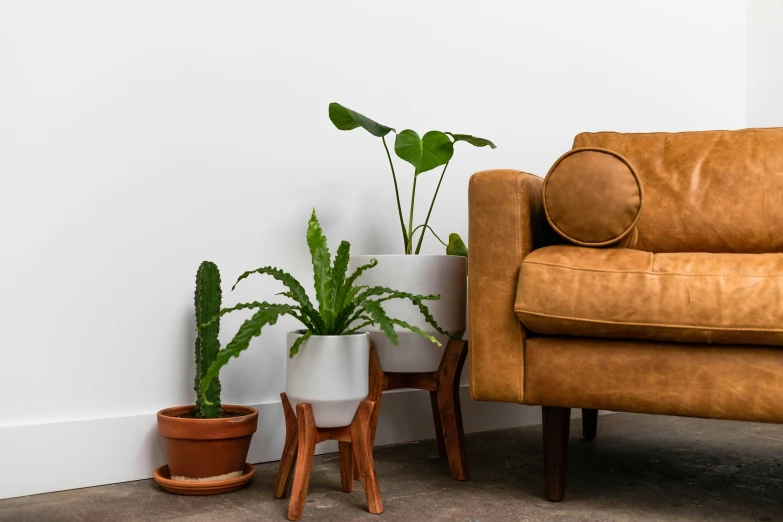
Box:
[1,413,782,521]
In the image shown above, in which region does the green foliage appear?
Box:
[328,103,395,137]
[306,212,334,328]
[199,304,295,403]
[198,210,447,405]
[329,102,496,254]
[194,261,222,418]
[446,233,468,258]
[445,132,497,149]
[394,130,454,175]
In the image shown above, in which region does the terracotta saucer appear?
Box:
[153,463,255,495]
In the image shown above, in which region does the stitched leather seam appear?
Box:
[515,173,523,403]
[542,147,643,247]
[515,309,783,332]
[468,175,477,396]
[523,261,783,278]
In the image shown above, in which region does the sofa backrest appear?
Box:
[573,128,783,253]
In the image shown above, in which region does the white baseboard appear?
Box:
[0,386,591,500]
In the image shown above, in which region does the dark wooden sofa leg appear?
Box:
[542,406,571,502]
[582,408,598,440]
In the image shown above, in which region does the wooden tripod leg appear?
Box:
[288,403,316,521]
[367,345,384,448]
[430,391,447,458]
[351,401,383,515]
[273,393,299,498]
[356,345,384,479]
[338,441,354,492]
[434,340,469,480]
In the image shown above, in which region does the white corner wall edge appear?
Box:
[0,386,597,500]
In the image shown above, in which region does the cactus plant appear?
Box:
[194,261,222,418]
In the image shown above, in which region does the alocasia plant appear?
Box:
[329,102,496,256]
[197,209,445,404]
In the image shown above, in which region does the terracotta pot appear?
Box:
[157,404,258,481]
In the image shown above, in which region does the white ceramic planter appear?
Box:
[286,331,370,428]
[348,254,467,373]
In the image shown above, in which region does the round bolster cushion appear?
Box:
[542,147,643,247]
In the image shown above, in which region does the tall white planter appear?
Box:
[348,255,467,372]
[286,331,370,428]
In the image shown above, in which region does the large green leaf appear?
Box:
[200,304,295,403]
[445,132,497,149]
[394,130,454,175]
[361,300,398,345]
[306,209,334,328]
[446,233,468,258]
[328,103,395,137]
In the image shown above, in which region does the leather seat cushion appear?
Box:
[543,147,642,247]
[523,337,783,423]
[515,245,783,346]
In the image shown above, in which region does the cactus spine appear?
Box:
[195,261,222,418]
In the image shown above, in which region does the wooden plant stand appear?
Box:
[364,339,469,481]
[273,393,383,521]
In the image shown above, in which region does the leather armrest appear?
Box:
[468,170,555,403]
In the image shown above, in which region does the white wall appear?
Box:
[747,0,783,127]
[0,0,747,499]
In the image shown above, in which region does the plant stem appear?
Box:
[414,161,450,254]
[407,172,418,254]
[382,136,408,253]
[410,224,448,247]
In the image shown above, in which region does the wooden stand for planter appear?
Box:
[273,394,382,521]
[363,339,469,481]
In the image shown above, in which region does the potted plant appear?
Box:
[156,261,259,493]
[329,103,494,371]
[197,210,444,427]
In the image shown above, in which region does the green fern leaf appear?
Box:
[200,304,296,403]
[338,307,369,332]
[335,259,377,314]
[361,300,398,345]
[389,318,441,345]
[232,266,313,309]
[288,330,313,358]
[331,241,351,312]
[230,266,325,333]
[355,287,450,337]
[331,284,372,333]
[414,300,453,338]
[356,286,438,305]
[198,301,270,331]
[307,210,333,325]
[343,316,374,335]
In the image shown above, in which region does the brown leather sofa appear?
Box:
[467,127,783,501]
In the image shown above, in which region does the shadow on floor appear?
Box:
[1,413,782,521]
